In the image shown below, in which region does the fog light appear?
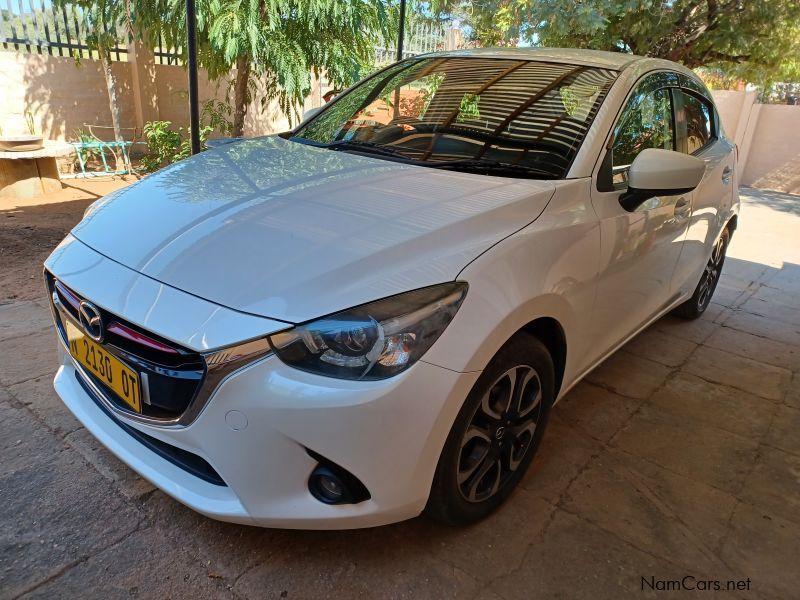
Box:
[306,449,371,505]
[309,466,349,504]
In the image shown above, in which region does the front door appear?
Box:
[589,73,692,358]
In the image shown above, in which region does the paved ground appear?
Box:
[1,187,799,599]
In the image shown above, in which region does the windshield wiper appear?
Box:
[429,158,556,179]
[323,140,409,158]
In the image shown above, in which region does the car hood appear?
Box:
[73,136,557,323]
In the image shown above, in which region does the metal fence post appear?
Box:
[396,0,406,62]
[185,0,200,154]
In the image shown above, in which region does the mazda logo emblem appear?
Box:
[78,301,104,343]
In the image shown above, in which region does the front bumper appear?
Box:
[54,340,479,529]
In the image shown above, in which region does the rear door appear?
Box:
[669,79,737,296]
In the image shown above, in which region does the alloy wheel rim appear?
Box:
[457,365,543,503]
[697,235,726,309]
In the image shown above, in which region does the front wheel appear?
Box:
[673,228,730,320]
[425,333,554,525]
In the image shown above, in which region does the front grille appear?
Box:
[46,272,206,421]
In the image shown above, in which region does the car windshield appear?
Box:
[292,57,618,179]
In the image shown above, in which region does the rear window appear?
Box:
[293,57,618,179]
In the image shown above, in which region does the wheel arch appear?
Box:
[726,214,738,235]
[520,317,567,398]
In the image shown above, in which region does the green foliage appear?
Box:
[140,98,232,171]
[430,0,800,84]
[149,0,393,130]
[71,128,102,161]
[141,120,213,172]
[201,99,234,136]
[456,92,480,122]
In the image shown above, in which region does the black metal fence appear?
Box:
[2,3,459,67]
[0,1,180,63]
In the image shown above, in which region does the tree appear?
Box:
[57,0,128,141]
[56,0,167,142]
[155,0,393,137]
[431,1,800,83]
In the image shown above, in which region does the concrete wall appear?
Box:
[740,105,800,194]
[0,51,293,141]
[1,52,137,140]
[711,90,800,195]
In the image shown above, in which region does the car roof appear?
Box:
[423,47,651,71]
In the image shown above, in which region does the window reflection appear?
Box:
[683,93,712,153]
[612,87,674,185]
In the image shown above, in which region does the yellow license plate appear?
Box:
[65,319,142,413]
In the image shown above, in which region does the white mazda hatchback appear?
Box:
[46,48,738,529]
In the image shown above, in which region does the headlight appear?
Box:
[268,282,468,380]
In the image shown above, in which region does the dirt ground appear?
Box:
[0,176,138,300]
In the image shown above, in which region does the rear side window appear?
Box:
[682,92,713,153]
[612,87,674,184]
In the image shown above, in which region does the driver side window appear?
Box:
[612,86,675,185]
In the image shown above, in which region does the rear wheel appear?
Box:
[673,228,730,320]
[425,333,554,525]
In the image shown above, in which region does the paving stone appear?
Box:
[0,329,59,386]
[414,488,556,581]
[762,265,800,295]
[704,325,800,372]
[24,527,235,600]
[649,372,776,440]
[64,427,156,502]
[655,313,720,344]
[724,310,800,348]
[740,295,800,327]
[762,405,800,457]
[520,415,604,504]
[611,402,759,495]
[555,381,643,443]
[586,350,672,400]
[562,449,737,573]
[786,372,800,410]
[710,280,750,308]
[738,446,800,528]
[491,509,682,600]
[721,260,770,288]
[752,283,800,310]
[621,327,698,368]
[8,374,82,437]
[719,502,800,599]
[232,525,480,600]
[682,346,791,402]
[0,395,142,598]
[0,300,53,341]
[699,301,732,324]
[142,491,271,583]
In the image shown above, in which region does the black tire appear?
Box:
[672,228,730,320]
[425,332,555,526]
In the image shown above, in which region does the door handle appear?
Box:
[722,166,733,184]
[674,196,691,217]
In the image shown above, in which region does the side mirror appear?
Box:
[302,106,323,122]
[619,148,706,211]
